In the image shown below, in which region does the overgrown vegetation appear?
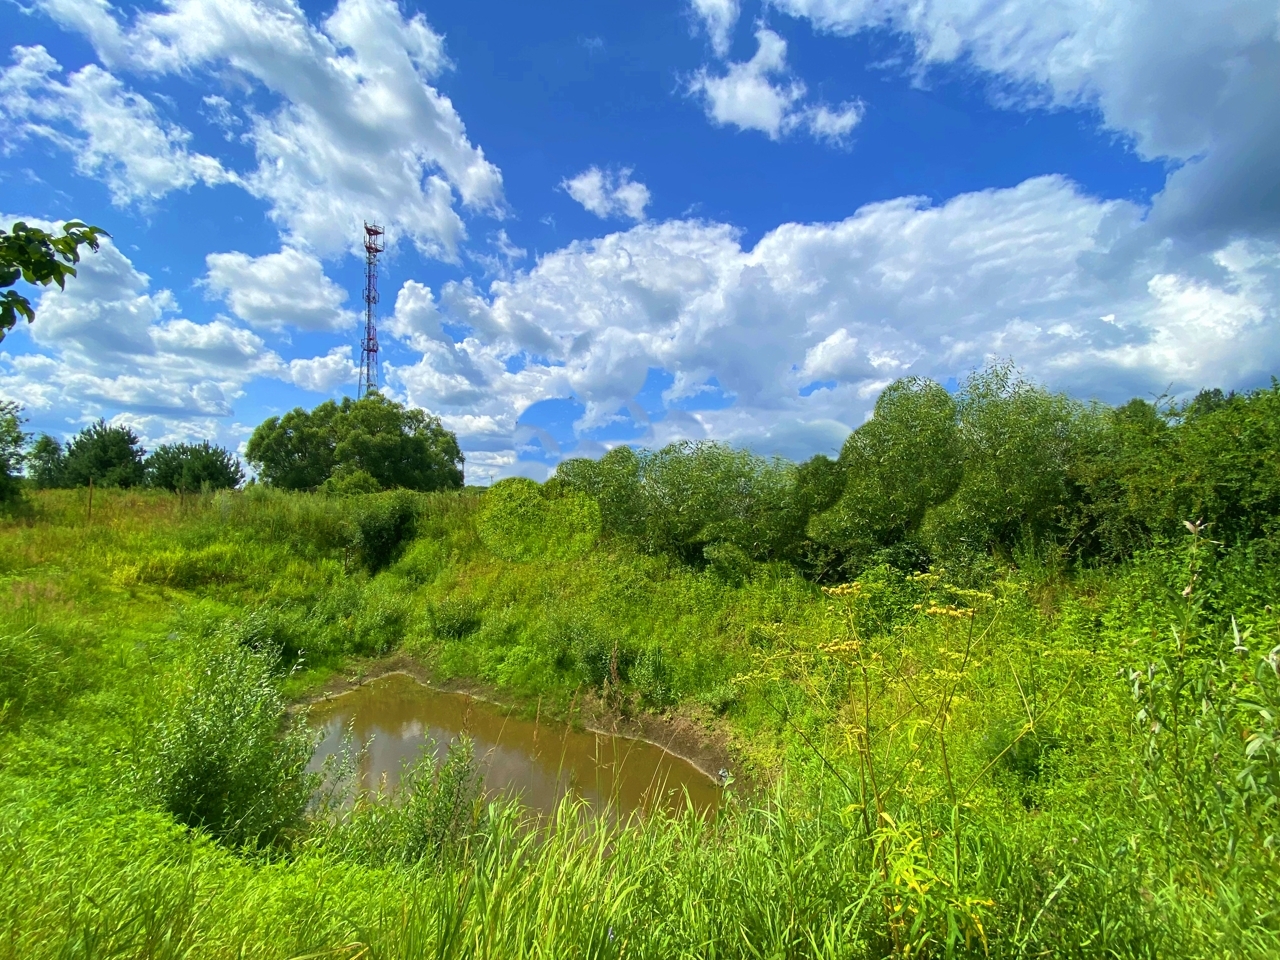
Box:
[2,366,1278,957]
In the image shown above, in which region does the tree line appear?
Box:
[12,416,243,494]
[0,392,466,507]
[545,363,1280,580]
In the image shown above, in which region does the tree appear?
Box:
[0,400,26,506]
[1,221,107,342]
[558,441,802,568]
[26,434,66,489]
[245,402,339,491]
[63,419,146,488]
[331,392,464,492]
[919,363,1094,559]
[554,445,644,537]
[246,393,464,493]
[1074,383,1280,552]
[809,377,962,569]
[146,441,244,492]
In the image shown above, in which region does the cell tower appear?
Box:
[358,221,385,397]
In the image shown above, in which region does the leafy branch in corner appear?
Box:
[0,220,109,341]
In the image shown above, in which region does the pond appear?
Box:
[307,672,721,818]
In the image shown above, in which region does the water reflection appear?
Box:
[307,673,720,818]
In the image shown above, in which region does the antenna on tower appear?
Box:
[358,221,385,397]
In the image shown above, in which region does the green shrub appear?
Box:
[920,363,1094,561]
[353,490,418,571]
[809,377,961,571]
[392,536,450,584]
[477,478,600,562]
[320,467,382,497]
[62,419,146,488]
[703,540,753,585]
[145,441,243,492]
[147,643,315,848]
[548,616,633,689]
[221,604,313,664]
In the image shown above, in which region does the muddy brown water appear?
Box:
[306,673,721,818]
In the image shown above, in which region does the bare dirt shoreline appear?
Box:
[295,653,748,789]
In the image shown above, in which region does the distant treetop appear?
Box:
[246,392,464,493]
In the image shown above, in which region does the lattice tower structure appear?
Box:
[359,222,385,397]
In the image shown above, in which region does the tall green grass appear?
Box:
[0,488,1277,957]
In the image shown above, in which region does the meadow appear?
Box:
[1,476,1278,958]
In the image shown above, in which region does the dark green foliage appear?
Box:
[1157,384,1280,544]
[552,366,1280,581]
[557,441,804,569]
[247,393,464,493]
[222,604,312,664]
[0,400,25,507]
[920,363,1092,559]
[148,642,315,849]
[549,616,634,689]
[25,434,65,489]
[792,452,845,518]
[1076,381,1280,556]
[320,467,381,496]
[62,419,146,488]
[145,441,244,492]
[353,490,419,571]
[1072,398,1169,558]
[554,445,644,535]
[0,220,106,340]
[245,401,339,490]
[332,392,464,492]
[637,441,800,564]
[809,377,961,570]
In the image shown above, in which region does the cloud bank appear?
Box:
[27,0,504,257]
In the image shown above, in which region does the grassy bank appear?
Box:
[1,486,1278,957]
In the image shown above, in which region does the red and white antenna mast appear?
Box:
[358,222,385,397]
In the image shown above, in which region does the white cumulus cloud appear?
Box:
[33,0,504,258]
[379,175,1278,472]
[286,347,359,393]
[0,44,235,205]
[562,167,652,222]
[769,0,1280,243]
[203,248,356,332]
[689,27,864,144]
[0,215,355,446]
[690,0,741,57]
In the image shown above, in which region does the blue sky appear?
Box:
[2,0,1277,482]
